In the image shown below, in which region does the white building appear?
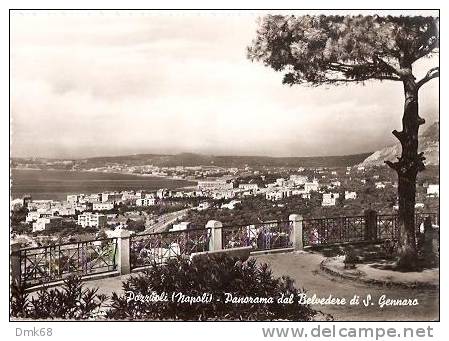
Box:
[156,188,172,199]
[67,194,80,204]
[265,189,292,201]
[170,221,191,231]
[74,203,89,213]
[322,193,339,207]
[304,180,319,193]
[276,178,286,187]
[51,206,76,216]
[238,183,259,191]
[197,202,211,211]
[197,180,233,191]
[221,200,241,210]
[101,192,122,203]
[212,189,236,200]
[427,184,439,197]
[93,202,115,211]
[10,198,24,211]
[136,198,156,207]
[27,200,53,211]
[375,182,386,189]
[78,213,107,228]
[290,175,308,186]
[32,216,63,232]
[122,191,143,201]
[330,181,341,188]
[79,193,101,204]
[344,191,357,200]
[26,211,44,222]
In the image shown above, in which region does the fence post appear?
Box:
[423,216,439,264]
[10,242,21,285]
[206,220,223,251]
[289,214,304,251]
[115,229,131,275]
[364,209,378,242]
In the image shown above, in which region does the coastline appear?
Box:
[11,168,197,201]
[11,167,197,182]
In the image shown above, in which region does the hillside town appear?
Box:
[10,162,439,248]
[9,10,440,324]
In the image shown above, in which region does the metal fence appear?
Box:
[12,212,439,288]
[221,220,293,251]
[129,228,211,269]
[415,212,439,233]
[17,238,118,288]
[302,212,439,246]
[376,214,399,240]
[302,216,366,247]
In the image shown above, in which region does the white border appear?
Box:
[2,1,446,340]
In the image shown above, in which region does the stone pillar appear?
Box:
[115,229,131,275]
[424,216,432,234]
[289,214,304,251]
[364,209,378,242]
[10,242,21,285]
[423,216,439,265]
[206,220,223,251]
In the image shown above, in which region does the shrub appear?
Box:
[11,257,332,321]
[10,276,107,320]
[380,240,399,259]
[106,255,329,321]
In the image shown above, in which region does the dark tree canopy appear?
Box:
[247,15,439,86]
[248,14,439,270]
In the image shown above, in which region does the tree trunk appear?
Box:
[386,76,426,270]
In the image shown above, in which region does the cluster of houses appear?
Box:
[16,190,159,232]
[259,174,358,207]
[11,164,440,234]
[87,164,240,181]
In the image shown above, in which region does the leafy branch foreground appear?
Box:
[11,255,331,321]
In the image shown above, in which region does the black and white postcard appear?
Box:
[6,6,442,340]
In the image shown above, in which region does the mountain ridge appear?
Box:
[12,152,373,169]
[360,121,439,167]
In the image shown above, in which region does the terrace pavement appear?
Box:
[81,250,438,321]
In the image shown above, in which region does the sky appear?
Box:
[10,10,439,159]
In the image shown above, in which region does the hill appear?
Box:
[75,152,372,169]
[360,121,439,167]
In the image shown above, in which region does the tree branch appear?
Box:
[372,55,402,77]
[414,36,439,62]
[322,75,401,84]
[417,67,439,89]
[328,60,402,82]
[385,160,400,171]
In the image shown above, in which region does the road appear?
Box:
[142,208,191,234]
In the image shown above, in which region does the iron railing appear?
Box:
[17,238,118,288]
[13,212,439,287]
[376,214,399,240]
[302,215,366,246]
[221,220,293,251]
[302,212,439,246]
[377,212,440,240]
[129,228,211,269]
[415,212,439,233]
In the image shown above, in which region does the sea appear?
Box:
[10,169,196,201]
